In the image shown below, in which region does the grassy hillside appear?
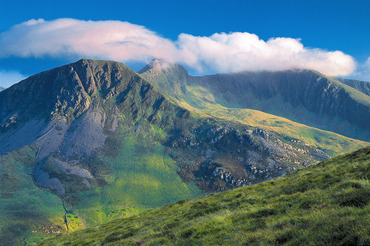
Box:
[1,59,367,245]
[0,59,205,244]
[0,146,66,245]
[335,77,370,96]
[175,92,367,157]
[140,63,369,155]
[190,70,370,141]
[2,59,330,245]
[39,146,370,246]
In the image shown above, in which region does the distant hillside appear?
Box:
[140,60,369,154]
[39,146,370,245]
[191,70,370,141]
[336,77,370,96]
[0,86,4,91]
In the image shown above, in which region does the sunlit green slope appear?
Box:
[39,146,370,246]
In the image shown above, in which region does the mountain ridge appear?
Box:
[139,60,370,142]
[336,77,370,96]
[1,59,343,245]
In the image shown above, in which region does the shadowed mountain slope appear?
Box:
[194,70,370,137]
[336,77,370,96]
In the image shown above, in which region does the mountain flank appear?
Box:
[336,77,370,96]
[0,59,346,245]
[140,60,370,142]
[38,146,370,246]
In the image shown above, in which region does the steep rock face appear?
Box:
[0,59,185,153]
[0,63,90,130]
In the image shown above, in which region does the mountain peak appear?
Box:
[138,59,190,98]
[148,58,174,69]
[138,58,188,75]
[0,58,145,138]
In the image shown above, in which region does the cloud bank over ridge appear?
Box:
[0,18,357,76]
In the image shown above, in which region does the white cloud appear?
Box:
[0,70,27,88]
[349,57,370,82]
[0,18,178,63]
[0,18,356,76]
[176,33,355,76]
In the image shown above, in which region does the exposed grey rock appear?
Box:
[34,168,65,195]
[35,119,69,161]
[54,158,93,179]
[60,104,107,160]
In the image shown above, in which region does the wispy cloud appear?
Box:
[349,57,370,82]
[0,18,356,76]
[0,70,27,88]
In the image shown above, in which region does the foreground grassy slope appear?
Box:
[39,147,370,245]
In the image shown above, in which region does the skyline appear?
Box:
[0,0,369,87]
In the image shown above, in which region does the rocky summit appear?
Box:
[0,59,368,245]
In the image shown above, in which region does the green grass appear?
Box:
[0,116,204,245]
[141,67,369,154]
[0,146,67,245]
[176,85,368,157]
[38,146,370,246]
[53,122,203,229]
[327,76,370,107]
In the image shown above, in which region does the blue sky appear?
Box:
[1,0,370,87]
